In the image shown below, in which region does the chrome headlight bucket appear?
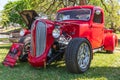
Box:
[52,28,60,38]
[19,29,25,36]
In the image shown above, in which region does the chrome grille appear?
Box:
[30,23,34,56]
[31,21,46,57]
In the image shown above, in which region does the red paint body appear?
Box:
[104,29,118,51]
[22,28,31,36]
[3,43,23,67]
[28,5,118,67]
[28,20,54,67]
[7,5,118,68]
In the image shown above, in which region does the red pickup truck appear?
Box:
[3,5,118,74]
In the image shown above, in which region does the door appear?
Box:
[91,9,104,49]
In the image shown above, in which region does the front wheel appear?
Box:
[65,38,92,73]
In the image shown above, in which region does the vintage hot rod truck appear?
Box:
[3,5,118,73]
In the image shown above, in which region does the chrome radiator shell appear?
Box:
[31,21,46,57]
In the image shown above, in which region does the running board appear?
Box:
[93,47,103,53]
[2,43,23,67]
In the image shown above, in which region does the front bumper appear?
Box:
[28,54,46,67]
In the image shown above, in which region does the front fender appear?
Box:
[28,19,54,67]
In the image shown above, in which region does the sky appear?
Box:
[0,0,15,11]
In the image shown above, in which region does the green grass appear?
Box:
[0,38,8,42]
[0,44,120,80]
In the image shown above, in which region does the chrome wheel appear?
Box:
[77,42,90,69]
[65,38,92,73]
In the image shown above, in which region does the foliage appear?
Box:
[0,0,89,26]
[0,0,120,31]
[101,0,119,31]
[88,0,120,31]
[0,10,9,28]
[0,0,38,28]
[0,44,120,80]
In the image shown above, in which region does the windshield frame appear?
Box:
[56,8,92,21]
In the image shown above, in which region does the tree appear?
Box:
[0,0,89,25]
[101,0,120,31]
[0,0,120,31]
[0,0,38,28]
[89,0,120,31]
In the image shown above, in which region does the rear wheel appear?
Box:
[65,38,92,73]
[19,35,31,62]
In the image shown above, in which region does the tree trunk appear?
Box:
[79,0,87,5]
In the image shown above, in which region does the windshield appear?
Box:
[57,9,91,21]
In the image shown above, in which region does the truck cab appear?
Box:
[56,6,105,49]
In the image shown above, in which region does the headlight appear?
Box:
[19,29,25,36]
[52,28,60,38]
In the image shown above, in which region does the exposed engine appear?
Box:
[47,32,72,64]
